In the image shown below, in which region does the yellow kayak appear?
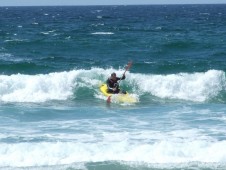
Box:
[99,84,137,103]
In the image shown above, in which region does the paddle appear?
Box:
[118,61,132,85]
[107,61,133,103]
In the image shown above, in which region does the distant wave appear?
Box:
[91,32,114,35]
[0,53,31,62]
[4,39,29,43]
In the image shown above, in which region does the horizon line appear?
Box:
[1,3,226,7]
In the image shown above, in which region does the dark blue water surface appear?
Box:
[1,5,226,74]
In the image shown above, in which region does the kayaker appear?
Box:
[106,72,126,94]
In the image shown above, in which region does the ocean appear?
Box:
[0,4,226,170]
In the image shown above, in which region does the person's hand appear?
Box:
[113,88,117,92]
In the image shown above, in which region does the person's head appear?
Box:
[111,72,116,79]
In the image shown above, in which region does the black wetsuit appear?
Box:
[106,75,125,94]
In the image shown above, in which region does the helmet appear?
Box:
[111,72,116,76]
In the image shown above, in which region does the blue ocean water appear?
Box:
[1,4,226,170]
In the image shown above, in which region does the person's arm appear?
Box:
[116,75,125,81]
[120,74,126,80]
[106,79,114,90]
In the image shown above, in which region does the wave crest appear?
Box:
[0,69,225,103]
[132,70,226,102]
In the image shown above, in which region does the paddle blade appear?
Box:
[107,96,111,103]
[125,61,132,72]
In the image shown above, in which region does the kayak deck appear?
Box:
[99,84,137,103]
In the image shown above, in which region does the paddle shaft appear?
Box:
[118,61,132,85]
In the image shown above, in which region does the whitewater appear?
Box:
[0,68,225,103]
[1,68,226,169]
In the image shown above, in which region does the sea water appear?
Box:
[1,5,226,170]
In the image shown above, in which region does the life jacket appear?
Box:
[107,78,119,88]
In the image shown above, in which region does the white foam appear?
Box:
[0,71,77,102]
[110,93,139,105]
[91,32,114,35]
[0,139,226,167]
[40,32,49,35]
[0,69,225,103]
[0,53,13,61]
[0,68,111,103]
[0,53,30,62]
[129,70,226,102]
[4,39,28,42]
